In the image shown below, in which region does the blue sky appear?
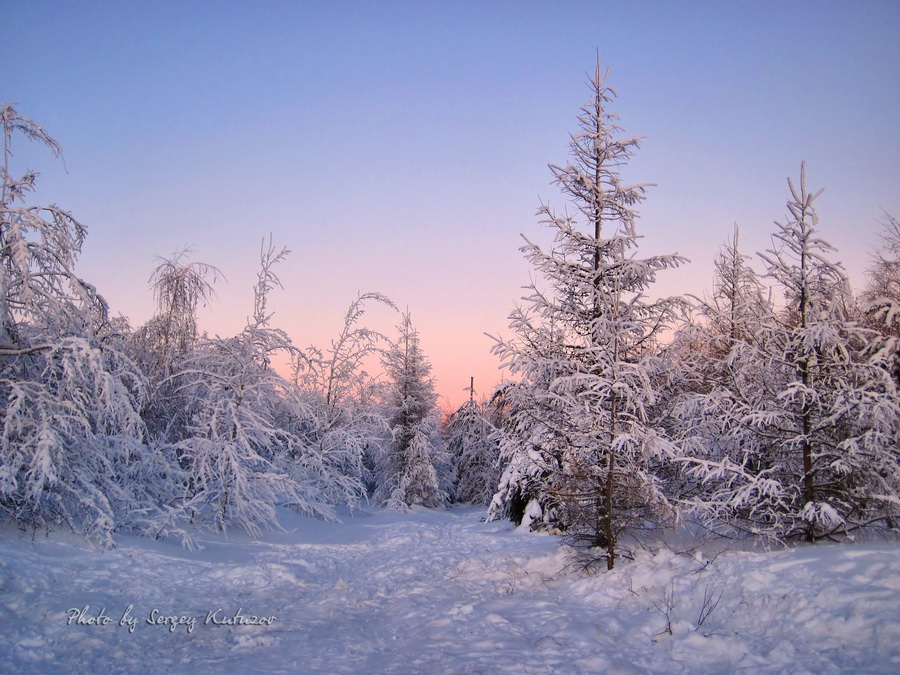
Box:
[5,1,899,406]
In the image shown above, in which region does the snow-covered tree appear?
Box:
[862,213,900,386]
[695,225,771,352]
[136,252,221,376]
[163,239,316,536]
[132,251,222,442]
[656,228,773,506]
[0,104,109,347]
[375,311,450,510]
[292,292,397,504]
[446,378,501,505]
[679,165,900,541]
[488,62,685,569]
[0,104,162,546]
[664,228,770,434]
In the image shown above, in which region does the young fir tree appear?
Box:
[488,62,685,570]
[446,378,501,505]
[862,213,900,387]
[697,226,772,351]
[657,227,772,502]
[375,311,450,510]
[679,165,900,541]
[667,228,771,432]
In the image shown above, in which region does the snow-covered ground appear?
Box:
[1,506,898,674]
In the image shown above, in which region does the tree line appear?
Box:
[0,103,484,547]
[487,62,899,569]
[1,58,897,565]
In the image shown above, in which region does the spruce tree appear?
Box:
[489,61,685,569]
[446,378,501,505]
[375,312,449,510]
[679,165,900,541]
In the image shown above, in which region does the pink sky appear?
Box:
[6,1,898,408]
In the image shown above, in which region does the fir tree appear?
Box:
[375,312,449,510]
[489,61,685,569]
[679,165,900,541]
[446,378,501,505]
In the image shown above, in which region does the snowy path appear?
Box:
[2,506,899,673]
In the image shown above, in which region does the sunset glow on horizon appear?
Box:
[6,1,898,408]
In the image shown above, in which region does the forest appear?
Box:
[1,61,897,569]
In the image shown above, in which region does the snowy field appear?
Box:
[2,506,899,674]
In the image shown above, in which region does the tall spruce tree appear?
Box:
[489,61,685,570]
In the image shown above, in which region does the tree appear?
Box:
[0,104,160,546]
[488,62,685,569]
[292,292,397,505]
[679,165,900,541]
[862,213,900,386]
[139,251,222,376]
[695,225,771,351]
[664,226,771,435]
[0,104,108,348]
[131,251,222,441]
[374,311,450,510]
[164,239,314,536]
[658,227,773,506]
[446,378,501,505]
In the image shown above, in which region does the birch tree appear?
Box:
[132,251,222,442]
[0,104,157,545]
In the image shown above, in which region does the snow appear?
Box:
[1,507,899,673]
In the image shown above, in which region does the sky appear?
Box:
[5,0,899,408]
